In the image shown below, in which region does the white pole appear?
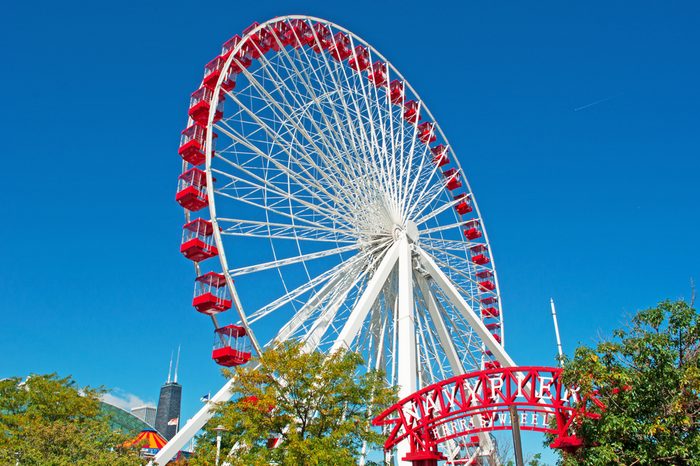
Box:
[214,425,226,466]
[550,298,564,366]
[395,235,416,465]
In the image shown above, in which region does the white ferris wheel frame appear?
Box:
[155,15,516,466]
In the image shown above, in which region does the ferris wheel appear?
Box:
[163,15,517,466]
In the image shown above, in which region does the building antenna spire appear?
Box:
[167,350,173,384]
[550,298,564,367]
[174,345,181,384]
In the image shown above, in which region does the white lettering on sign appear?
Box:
[458,418,469,432]
[402,402,421,427]
[444,383,462,410]
[562,386,580,404]
[463,379,480,405]
[423,393,440,417]
[488,375,504,402]
[537,376,554,400]
[515,371,527,398]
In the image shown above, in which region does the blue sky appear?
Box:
[2,0,698,461]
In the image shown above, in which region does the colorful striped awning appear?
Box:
[123,429,167,450]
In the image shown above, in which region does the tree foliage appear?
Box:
[0,373,141,465]
[557,299,700,465]
[190,341,397,466]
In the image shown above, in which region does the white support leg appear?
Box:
[330,242,400,353]
[416,246,515,367]
[415,273,497,463]
[395,236,417,465]
[149,373,245,465]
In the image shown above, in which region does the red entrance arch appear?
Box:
[373,366,604,465]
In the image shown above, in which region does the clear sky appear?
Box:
[2,0,698,462]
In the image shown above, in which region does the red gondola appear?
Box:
[443,168,462,191]
[288,19,311,48]
[368,61,387,87]
[180,218,218,262]
[349,46,370,71]
[270,21,293,49]
[242,22,272,58]
[221,35,252,76]
[463,219,482,241]
[470,244,490,265]
[176,167,208,211]
[188,87,224,125]
[389,80,404,105]
[403,100,420,124]
[417,122,436,144]
[179,123,213,166]
[212,325,252,367]
[480,295,498,305]
[477,269,495,291]
[454,193,472,215]
[310,23,331,52]
[192,272,231,315]
[329,32,352,61]
[202,56,227,90]
[221,35,242,58]
[431,145,449,167]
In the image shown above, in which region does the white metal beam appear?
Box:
[395,236,417,465]
[415,272,497,463]
[330,241,400,353]
[149,372,247,465]
[415,245,515,367]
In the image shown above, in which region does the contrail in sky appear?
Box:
[574,95,616,112]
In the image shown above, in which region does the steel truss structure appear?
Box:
[162,15,517,466]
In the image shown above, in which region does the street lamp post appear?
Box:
[213,425,227,466]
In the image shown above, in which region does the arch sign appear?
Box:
[373,366,604,464]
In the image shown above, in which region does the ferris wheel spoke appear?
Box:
[405,177,449,222]
[415,245,514,366]
[301,264,368,352]
[216,104,358,214]
[212,188,351,234]
[217,217,357,243]
[421,220,473,236]
[228,243,359,277]
[256,254,362,331]
[233,61,362,196]
[267,43,366,184]
[311,47,376,183]
[429,286,484,369]
[211,166,356,229]
[396,116,423,219]
[414,273,465,374]
[214,121,349,211]
[214,116,356,215]
[266,42,360,169]
[329,240,401,353]
[414,195,465,226]
[399,146,440,222]
[427,258,478,300]
[419,237,478,253]
[301,237,396,351]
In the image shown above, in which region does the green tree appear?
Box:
[190,341,397,466]
[555,299,700,465]
[0,373,141,466]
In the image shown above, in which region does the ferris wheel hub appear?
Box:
[405,220,420,243]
